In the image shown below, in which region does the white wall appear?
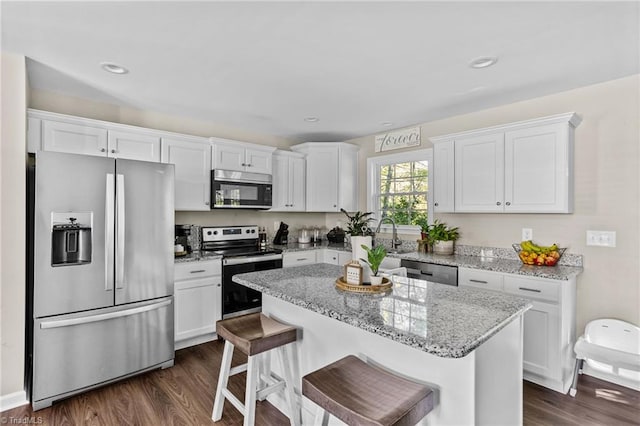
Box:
[1,52,27,404]
[345,74,640,333]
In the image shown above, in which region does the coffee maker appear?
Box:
[174,224,193,253]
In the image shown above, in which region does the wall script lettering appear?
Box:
[374,126,421,152]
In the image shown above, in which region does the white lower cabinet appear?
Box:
[459,267,576,393]
[321,249,352,265]
[174,259,222,350]
[283,251,317,268]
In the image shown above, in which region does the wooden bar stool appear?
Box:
[302,355,434,426]
[212,313,300,426]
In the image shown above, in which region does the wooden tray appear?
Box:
[335,277,392,293]
[174,251,188,257]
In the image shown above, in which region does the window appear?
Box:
[367,149,433,233]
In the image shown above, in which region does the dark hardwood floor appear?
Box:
[3,340,639,425]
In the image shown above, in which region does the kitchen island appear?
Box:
[234,263,531,425]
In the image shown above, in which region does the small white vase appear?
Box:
[370,275,383,285]
[350,235,372,283]
[433,240,455,255]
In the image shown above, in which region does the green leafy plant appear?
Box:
[340,209,374,237]
[429,219,459,242]
[360,244,387,276]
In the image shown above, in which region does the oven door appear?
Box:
[222,254,283,318]
[211,170,272,209]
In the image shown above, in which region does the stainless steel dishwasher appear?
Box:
[400,259,458,286]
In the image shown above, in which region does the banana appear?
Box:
[521,240,557,254]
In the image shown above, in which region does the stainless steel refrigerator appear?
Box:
[28,151,175,410]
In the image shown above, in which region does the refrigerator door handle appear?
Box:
[105,174,115,291]
[116,173,125,289]
[40,299,172,329]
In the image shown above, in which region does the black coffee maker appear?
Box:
[272,222,289,245]
[175,224,193,253]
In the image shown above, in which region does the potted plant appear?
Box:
[413,216,431,240]
[360,244,387,285]
[428,219,459,255]
[341,209,374,272]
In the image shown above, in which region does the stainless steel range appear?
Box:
[201,225,282,319]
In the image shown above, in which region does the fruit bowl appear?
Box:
[513,243,566,266]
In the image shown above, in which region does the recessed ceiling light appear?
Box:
[381,121,393,127]
[469,56,498,69]
[100,62,129,74]
[304,117,319,122]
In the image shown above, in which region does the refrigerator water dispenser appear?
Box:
[51,215,92,266]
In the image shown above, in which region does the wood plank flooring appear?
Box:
[3,339,639,425]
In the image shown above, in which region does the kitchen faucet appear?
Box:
[375,217,402,252]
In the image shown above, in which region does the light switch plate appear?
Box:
[522,228,533,241]
[586,230,616,247]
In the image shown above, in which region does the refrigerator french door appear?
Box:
[30,151,175,410]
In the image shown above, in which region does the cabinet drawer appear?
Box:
[283,251,317,268]
[175,259,221,281]
[458,268,504,292]
[503,275,560,303]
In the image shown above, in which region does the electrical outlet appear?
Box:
[522,228,533,241]
[586,230,616,247]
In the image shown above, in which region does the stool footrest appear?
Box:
[257,380,286,400]
[221,388,245,414]
[229,363,248,377]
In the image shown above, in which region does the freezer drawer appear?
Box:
[32,296,174,409]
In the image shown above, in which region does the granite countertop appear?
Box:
[174,251,223,263]
[233,263,531,358]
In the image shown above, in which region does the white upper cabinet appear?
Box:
[211,138,275,174]
[271,150,306,211]
[430,113,581,214]
[432,139,455,213]
[455,132,505,212]
[30,110,160,163]
[291,142,359,212]
[161,136,212,211]
[107,130,161,162]
[41,120,108,157]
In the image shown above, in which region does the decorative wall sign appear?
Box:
[374,126,421,152]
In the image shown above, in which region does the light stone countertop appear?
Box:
[233,263,531,358]
[174,251,223,263]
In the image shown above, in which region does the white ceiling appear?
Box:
[2,1,639,142]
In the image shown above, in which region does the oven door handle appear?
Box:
[223,254,283,266]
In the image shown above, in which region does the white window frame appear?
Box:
[367,149,434,235]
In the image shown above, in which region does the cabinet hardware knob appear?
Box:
[506,202,511,206]
[111,149,117,154]
[496,202,502,206]
[241,163,246,166]
[100,148,106,152]
[205,201,209,205]
[333,205,337,208]
[247,164,252,167]
[217,284,221,287]
[434,202,439,206]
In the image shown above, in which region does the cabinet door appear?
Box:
[324,250,339,265]
[306,147,339,211]
[270,154,290,211]
[108,130,161,162]
[338,147,359,212]
[289,156,306,211]
[175,277,221,343]
[504,123,571,213]
[522,300,560,380]
[433,140,455,212]
[245,148,273,174]
[162,137,212,211]
[212,142,245,171]
[42,120,108,157]
[455,133,505,212]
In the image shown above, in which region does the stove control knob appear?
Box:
[207,231,212,235]
[246,229,250,234]
[213,230,218,235]
[251,229,256,233]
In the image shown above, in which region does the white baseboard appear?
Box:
[0,391,28,412]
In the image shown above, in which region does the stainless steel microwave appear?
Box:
[211,169,272,209]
